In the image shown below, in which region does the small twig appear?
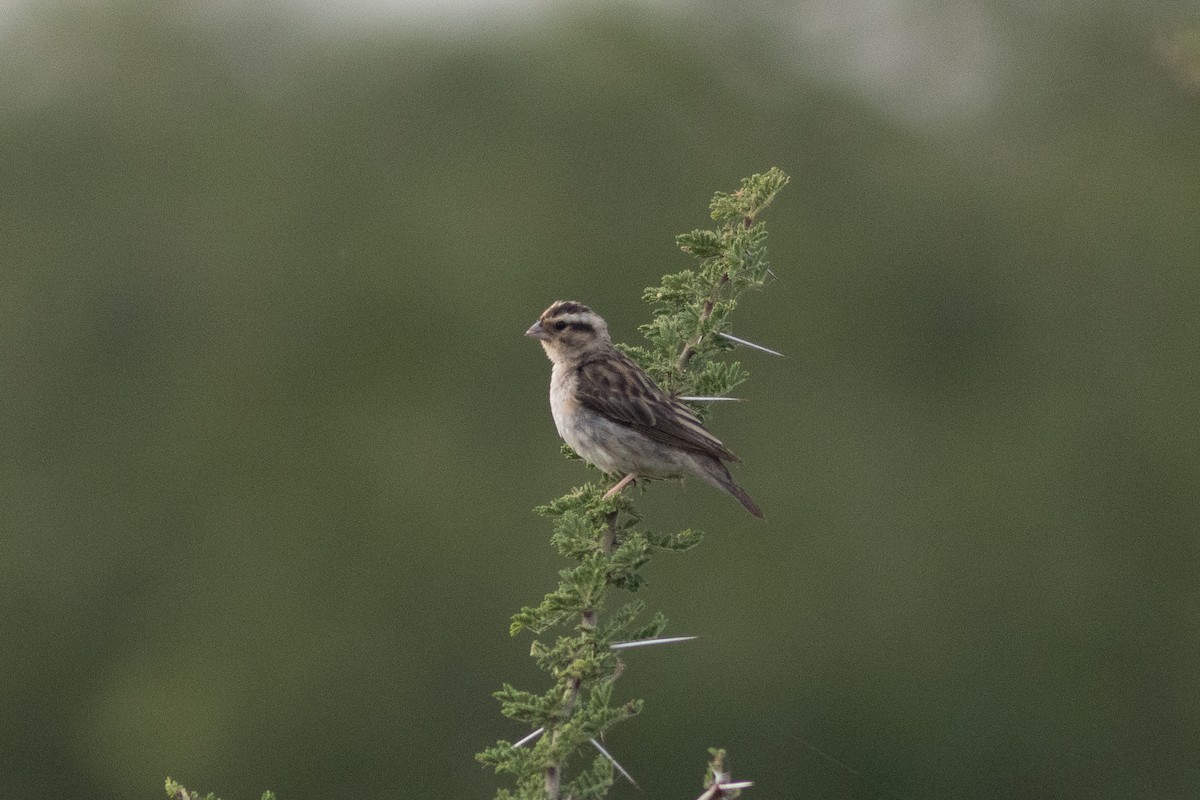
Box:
[546,677,583,800]
[676,272,730,373]
[602,510,618,555]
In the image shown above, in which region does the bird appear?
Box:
[525,300,763,518]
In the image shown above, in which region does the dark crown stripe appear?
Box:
[549,301,588,317]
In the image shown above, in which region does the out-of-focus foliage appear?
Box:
[165,777,274,800]
[1,2,1197,799]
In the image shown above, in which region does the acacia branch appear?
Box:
[479,169,787,800]
[676,271,729,373]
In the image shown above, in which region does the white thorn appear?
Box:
[512,727,544,748]
[678,396,745,402]
[719,781,754,790]
[590,738,640,789]
[610,635,698,650]
[718,332,784,357]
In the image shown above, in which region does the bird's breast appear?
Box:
[546,362,690,478]
[548,363,579,441]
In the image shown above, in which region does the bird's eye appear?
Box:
[553,321,567,332]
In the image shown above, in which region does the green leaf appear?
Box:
[624,611,668,642]
[564,754,615,800]
[605,533,652,590]
[643,527,704,552]
[676,229,724,258]
[598,600,646,642]
[710,167,790,222]
[493,684,557,724]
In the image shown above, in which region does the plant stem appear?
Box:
[602,510,618,556]
[676,272,729,373]
[546,675,582,800]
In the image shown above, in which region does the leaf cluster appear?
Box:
[641,167,789,396]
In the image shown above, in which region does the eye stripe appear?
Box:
[537,302,607,343]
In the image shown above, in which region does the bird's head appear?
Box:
[525,301,612,362]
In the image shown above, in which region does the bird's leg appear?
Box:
[602,473,638,500]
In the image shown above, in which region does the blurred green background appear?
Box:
[2,0,1198,798]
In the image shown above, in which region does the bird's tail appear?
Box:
[699,458,764,519]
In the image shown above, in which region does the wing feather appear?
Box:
[575,353,739,462]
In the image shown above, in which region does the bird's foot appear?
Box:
[602,473,638,500]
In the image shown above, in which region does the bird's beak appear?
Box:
[525,320,550,340]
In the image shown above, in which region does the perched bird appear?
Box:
[525,300,764,518]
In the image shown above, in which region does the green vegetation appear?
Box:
[164,778,274,800]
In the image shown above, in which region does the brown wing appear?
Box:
[575,352,739,463]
